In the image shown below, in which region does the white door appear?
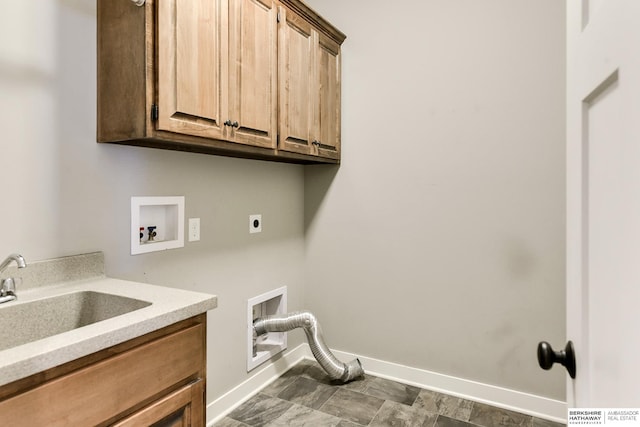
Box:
[566,0,640,407]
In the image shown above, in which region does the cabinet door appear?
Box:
[227,0,278,148]
[277,6,315,155]
[113,380,204,427]
[0,322,204,426]
[157,0,226,140]
[315,33,341,159]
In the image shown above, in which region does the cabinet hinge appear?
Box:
[151,104,159,122]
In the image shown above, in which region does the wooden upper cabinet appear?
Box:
[277,6,315,156]
[157,0,225,140]
[278,5,342,160]
[315,32,341,160]
[227,0,278,149]
[97,0,345,164]
[158,0,277,148]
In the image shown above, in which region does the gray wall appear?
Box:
[303,0,566,400]
[0,1,306,401]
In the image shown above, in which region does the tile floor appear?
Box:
[214,359,565,427]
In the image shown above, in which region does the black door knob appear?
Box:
[537,341,576,379]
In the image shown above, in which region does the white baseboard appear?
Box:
[206,344,310,426]
[331,349,566,424]
[206,345,566,425]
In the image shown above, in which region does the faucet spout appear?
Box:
[0,253,26,272]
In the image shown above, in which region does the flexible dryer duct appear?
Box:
[253,311,364,383]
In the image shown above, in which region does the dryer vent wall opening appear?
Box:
[253,311,364,383]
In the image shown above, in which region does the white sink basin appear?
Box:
[0,291,151,351]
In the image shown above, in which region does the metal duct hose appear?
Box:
[253,311,364,383]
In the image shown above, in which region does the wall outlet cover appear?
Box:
[188,218,200,242]
[249,214,262,233]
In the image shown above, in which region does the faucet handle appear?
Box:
[0,277,18,297]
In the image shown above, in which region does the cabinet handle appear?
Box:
[224,120,232,127]
[232,121,239,128]
[312,140,320,146]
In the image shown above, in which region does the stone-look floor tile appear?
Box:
[436,394,474,421]
[302,361,334,384]
[337,420,364,427]
[364,376,422,405]
[434,415,477,427]
[284,358,316,376]
[469,402,532,427]
[320,388,385,425]
[414,390,474,421]
[265,403,343,427]
[413,389,440,412]
[422,411,440,426]
[277,376,338,410]
[369,400,439,427]
[213,417,250,427]
[262,361,314,397]
[261,375,299,398]
[231,361,548,427]
[533,417,565,427]
[423,414,439,427]
[337,374,372,393]
[227,393,293,427]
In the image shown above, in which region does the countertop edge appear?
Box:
[0,277,217,387]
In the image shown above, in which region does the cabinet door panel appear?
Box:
[114,380,204,427]
[228,0,277,148]
[158,0,225,139]
[278,7,315,155]
[316,33,341,159]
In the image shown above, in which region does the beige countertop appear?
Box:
[0,257,217,387]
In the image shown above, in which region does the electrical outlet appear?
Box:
[188,218,200,242]
[249,214,262,233]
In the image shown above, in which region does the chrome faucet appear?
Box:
[0,253,27,304]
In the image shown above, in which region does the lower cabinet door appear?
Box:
[113,380,205,427]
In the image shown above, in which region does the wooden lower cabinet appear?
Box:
[0,314,206,427]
